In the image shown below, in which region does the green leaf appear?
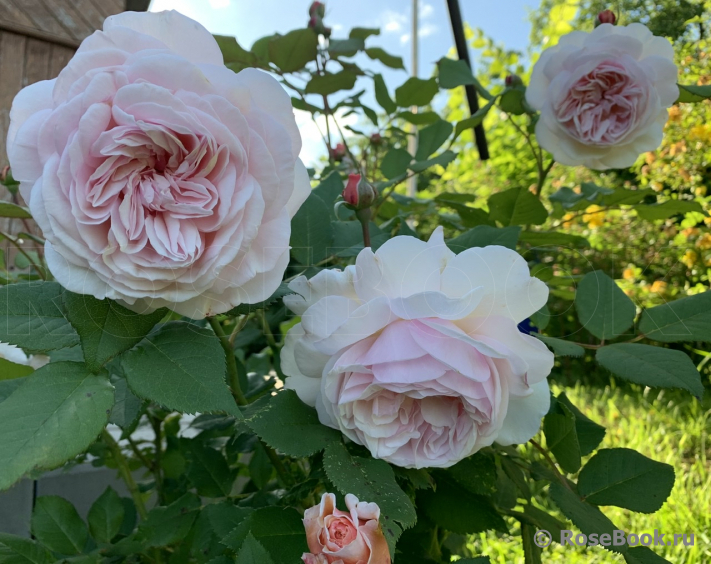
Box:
[121,322,237,414]
[556,392,606,457]
[447,225,521,252]
[624,546,673,563]
[578,448,675,513]
[634,200,703,220]
[221,507,307,564]
[519,231,589,248]
[397,110,441,125]
[595,343,704,397]
[312,171,344,209]
[328,38,364,57]
[549,483,626,554]
[323,441,417,555]
[268,29,317,72]
[244,390,340,457]
[226,282,293,316]
[137,493,200,547]
[535,335,585,357]
[186,442,235,497]
[0,533,53,564]
[64,293,166,373]
[0,358,33,380]
[87,487,125,544]
[415,119,453,160]
[437,57,477,88]
[522,505,567,544]
[290,193,335,264]
[499,87,528,115]
[676,83,711,103]
[447,452,497,496]
[522,522,543,564]
[381,148,412,179]
[544,402,581,474]
[419,475,507,535]
[453,99,495,141]
[575,271,636,340]
[350,27,380,40]
[408,150,457,173]
[395,77,438,107]
[488,187,548,226]
[0,282,78,353]
[638,291,711,342]
[108,371,143,430]
[31,497,88,555]
[0,202,31,219]
[373,73,396,114]
[235,533,275,564]
[457,559,491,564]
[305,70,357,95]
[0,362,114,491]
[365,47,405,69]
[214,35,257,71]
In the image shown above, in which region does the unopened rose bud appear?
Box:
[342,173,377,209]
[331,143,346,161]
[596,9,616,25]
[309,1,325,18]
[308,15,318,29]
[323,26,332,38]
[505,74,523,88]
[370,133,382,145]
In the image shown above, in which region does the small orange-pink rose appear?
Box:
[301,493,390,564]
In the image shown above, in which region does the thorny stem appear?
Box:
[208,317,249,406]
[228,314,251,347]
[0,230,46,279]
[102,430,148,520]
[127,437,154,470]
[149,415,165,505]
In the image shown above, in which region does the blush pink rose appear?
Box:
[282,228,554,469]
[7,11,309,318]
[526,23,678,170]
[302,493,390,564]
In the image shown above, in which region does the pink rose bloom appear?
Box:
[302,493,390,564]
[7,11,309,318]
[282,228,554,469]
[526,23,678,170]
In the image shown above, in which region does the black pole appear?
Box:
[445,0,490,160]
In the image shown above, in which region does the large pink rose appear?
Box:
[281,228,554,469]
[7,11,309,318]
[526,23,678,170]
[302,493,390,564]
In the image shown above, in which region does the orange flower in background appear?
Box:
[682,227,700,239]
[583,205,605,228]
[562,212,576,228]
[667,105,681,122]
[650,280,667,293]
[623,268,636,281]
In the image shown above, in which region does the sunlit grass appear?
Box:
[463,381,711,563]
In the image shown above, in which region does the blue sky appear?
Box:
[148,0,539,165]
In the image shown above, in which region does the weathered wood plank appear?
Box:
[9,0,73,39]
[0,31,27,168]
[0,0,35,27]
[69,0,106,33]
[50,3,96,42]
[24,37,52,86]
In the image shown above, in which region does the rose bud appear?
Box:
[596,9,616,25]
[331,142,346,161]
[301,493,390,564]
[505,74,523,88]
[309,1,326,18]
[342,173,377,210]
[370,133,383,145]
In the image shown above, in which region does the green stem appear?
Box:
[149,415,165,505]
[102,430,148,520]
[208,317,248,406]
[260,441,294,488]
[529,438,573,492]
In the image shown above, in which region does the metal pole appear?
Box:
[406,0,419,197]
[445,0,489,160]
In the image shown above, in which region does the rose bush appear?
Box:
[7,10,309,318]
[526,22,678,169]
[302,493,389,564]
[282,228,554,468]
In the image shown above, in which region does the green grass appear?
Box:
[462,380,711,563]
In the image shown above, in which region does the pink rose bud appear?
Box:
[302,493,391,564]
[370,133,383,145]
[505,74,523,88]
[596,9,616,25]
[308,15,318,29]
[332,142,346,161]
[309,1,325,18]
[343,173,377,210]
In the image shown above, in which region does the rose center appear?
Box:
[326,517,357,548]
[555,59,645,145]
